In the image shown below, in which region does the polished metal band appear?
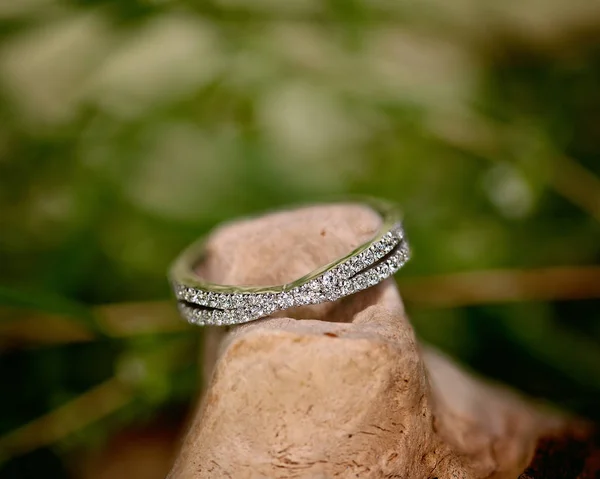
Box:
[169,199,410,326]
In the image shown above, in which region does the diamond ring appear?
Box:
[169,199,410,326]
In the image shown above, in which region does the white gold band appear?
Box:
[169,200,410,326]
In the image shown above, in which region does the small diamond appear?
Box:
[248,293,262,306]
[278,292,294,309]
[321,272,337,289]
[219,294,232,309]
[300,293,313,305]
[346,257,361,274]
[378,264,390,279]
[219,312,231,325]
[366,270,379,286]
[326,289,340,301]
[372,243,386,259]
[230,294,244,308]
[219,312,230,325]
[229,311,243,324]
[354,275,368,291]
[251,304,267,319]
[259,294,277,315]
[295,285,320,305]
[173,221,409,327]
[207,292,219,308]
[174,284,185,299]
[263,303,277,315]
[238,306,253,322]
[392,224,404,239]
[340,281,354,295]
[291,288,307,306]
[210,312,222,326]
[354,256,368,271]
[307,291,322,304]
[192,290,207,305]
[361,249,375,265]
[337,263,352,279]
[381,233,395,249]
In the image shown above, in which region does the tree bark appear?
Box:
[168,203,587,479]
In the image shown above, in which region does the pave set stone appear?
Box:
[174,223,409,326]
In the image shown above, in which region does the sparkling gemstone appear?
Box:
[321,272,336,289]
[173,221,409,326]
[207,292,219,308]
[279,292,294,309]
[362,249,375,264]
[366,270,379,286]
[230,294,244,308]
[193,290,206,304]
[371,244,386,260]
[337,263,352,279]
[219,294,232,309]
[378,264,390,279]
[354,276,368,291]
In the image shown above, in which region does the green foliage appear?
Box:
[0,1,599,477]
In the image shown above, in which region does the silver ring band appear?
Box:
[169,199,410,326]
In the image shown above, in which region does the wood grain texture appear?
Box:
[169,203,573,479]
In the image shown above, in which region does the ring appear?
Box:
[169,199,410,326]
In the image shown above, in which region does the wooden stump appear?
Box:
[168,203,589,479]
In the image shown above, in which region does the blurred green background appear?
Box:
[1,0,599,477]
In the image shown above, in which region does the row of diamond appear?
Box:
[176,238,410,326]
[174,222,404,310]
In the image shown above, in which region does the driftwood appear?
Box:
[168,203,587,479]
